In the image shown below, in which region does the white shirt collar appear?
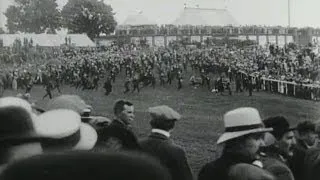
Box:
[151,129,170,138]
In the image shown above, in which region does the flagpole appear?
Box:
[288,0,291,27]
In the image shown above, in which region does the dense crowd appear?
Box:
[1,42,320,180]
[0,94,320,180]
[1,41,320,100]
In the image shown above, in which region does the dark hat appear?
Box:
[297,121,316,134]
[0,106,44,143]
[148,105,181,121]
[263,116,296,139]
[0,151,172,180]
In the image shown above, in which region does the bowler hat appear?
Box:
[36,109,97,151]
[148,105,181,121]
[0,106,45,143]
[263,116,296,139]
[217,107,273,144]
[0,151,172,180]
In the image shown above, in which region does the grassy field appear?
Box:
[3,75,320,176]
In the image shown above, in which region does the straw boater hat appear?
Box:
[217,107,273,144]
[36,109,97,151]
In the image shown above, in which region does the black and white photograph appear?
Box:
[0,0,320,179]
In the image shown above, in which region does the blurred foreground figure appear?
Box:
[36,109,97,152]
[0,97,48,173]
[198,107,272,180]
[140,105,193,180]
[0,151,172,180]
[228,163,275,180]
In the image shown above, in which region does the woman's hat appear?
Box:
[36,109,97,151]
[217,107,273,144]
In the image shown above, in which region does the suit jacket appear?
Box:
[260,146,295,180]
[290,139,308,180]
[140,132,193,180]
[97,120,140,151]
[198,151,257,180]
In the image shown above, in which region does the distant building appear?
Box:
[0,33,96,47]
[172,7,238,26]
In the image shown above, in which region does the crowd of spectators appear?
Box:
[0,94,320,180]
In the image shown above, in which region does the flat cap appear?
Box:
[148,105,181,121]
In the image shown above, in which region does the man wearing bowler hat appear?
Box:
[198,107,273,180]
[140,105,193,180]
[260,116,296,180]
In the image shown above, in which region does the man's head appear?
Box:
[263,116,296,157]
[113,100,134,125]
[218,107,273,159]
[297,121,317,146]
[225,133,265,159]
[148,105,181,132]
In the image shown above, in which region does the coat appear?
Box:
[290,139,308,180]
[198,151,258,180]
[139,132,193,180]
[96,120,140,151]
[303,148,320,180]
[260,146,295,180]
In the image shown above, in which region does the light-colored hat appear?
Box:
[0,97,32,112]
[217,107,273,144]
[148,105,181,121]
[46,95,92,115]
[36,109,97,150]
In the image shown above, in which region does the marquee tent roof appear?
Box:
[120,13,157,27]
[172,8,238,26]
[0,34,96,47]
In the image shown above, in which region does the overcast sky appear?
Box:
[1,0,320,30]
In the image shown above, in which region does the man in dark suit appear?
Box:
[291,121,318,180]
[96,100,140,151]
[140,105,193,180]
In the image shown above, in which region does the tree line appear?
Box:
[3,0,117,40]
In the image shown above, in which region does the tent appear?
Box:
[172,8,238,26]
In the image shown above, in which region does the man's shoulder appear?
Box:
[198,159,224,180]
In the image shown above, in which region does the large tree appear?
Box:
[62,0,117,39]
[5,0,62,34]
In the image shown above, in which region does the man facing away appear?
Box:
[96,100,140,151]
[140,105,193,180]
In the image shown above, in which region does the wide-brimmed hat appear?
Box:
[36,109,97,151]
[148,105,181,121]
[217,107,273,144]
[0,97,33,113]
[45,95,92,115]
